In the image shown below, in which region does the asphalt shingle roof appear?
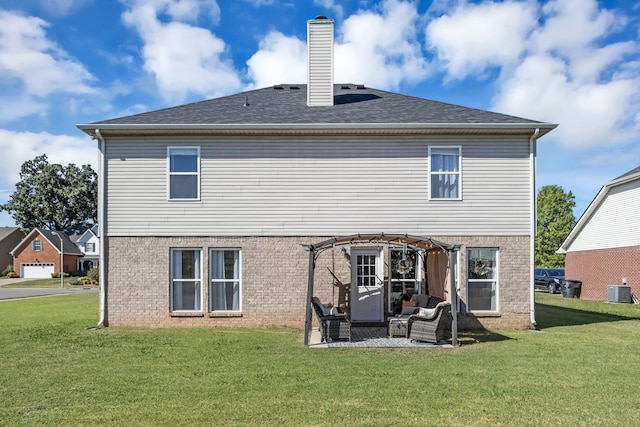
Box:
[88,84,546,126]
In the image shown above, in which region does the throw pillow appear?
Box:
[418,307,437,319]
[402,300,418,307]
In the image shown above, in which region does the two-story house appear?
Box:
[77,17,556,333]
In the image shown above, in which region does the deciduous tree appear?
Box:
[0,155,97,232]
[536,185,576,267]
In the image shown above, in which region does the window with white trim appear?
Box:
[467,248,498,312]
[32,240,43,251]
[170,249,202,311]
[85,242,95,252]
[429,146,461,199]
[168,147,200,200]
[209,249,241,312]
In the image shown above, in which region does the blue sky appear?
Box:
[1,0,639,227]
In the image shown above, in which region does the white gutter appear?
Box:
[95,129,106,327]
[77,122,557,133]
[529,128,540,327]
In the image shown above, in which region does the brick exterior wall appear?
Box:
[105,235,533,330]
[565,246,640,301]
[12,231,79,276]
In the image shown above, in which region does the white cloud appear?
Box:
[426,0,538,80]
[121,0,240,101]
[246,0,431,91]
[0,129,97,199]
[40,0,92,16]
[0,10,96,122]
[314,0,344,19]
[245,31,307,89]
[491,0,640,149]
[335,0,431,89]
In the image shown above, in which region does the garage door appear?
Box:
[21,263,55,278]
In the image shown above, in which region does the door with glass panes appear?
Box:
[350,248,384,322]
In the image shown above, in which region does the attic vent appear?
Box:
[341,85,351,90]
[289,86,300,90]
[356,85,366,90]
[274,85,284,90]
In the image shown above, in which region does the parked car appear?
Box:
[534,267,565,293]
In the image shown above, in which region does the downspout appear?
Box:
[529,128,540,327]
[95,129,106,327]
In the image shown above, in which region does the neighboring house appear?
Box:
[0,227,25,272]
[558,166,640,300]
[11,228,85,278]
[69,224,100,271]
[77,17,556,330]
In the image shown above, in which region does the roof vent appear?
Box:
[289,85,300,90]
[307,17,334,106]
[274,85,284,90]
[356,84,366,90]
[341,85,351,90]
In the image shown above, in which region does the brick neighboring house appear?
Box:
[11,228,85,278]
[0,227,25,272]
[77,17,556,331]
[558,166,640,301]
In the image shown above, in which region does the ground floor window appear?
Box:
[466,248,498,312]
[170,248,202,311]
[209,249,241,311]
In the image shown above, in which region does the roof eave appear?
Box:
[559,170,640,253]
[77,122,557,138]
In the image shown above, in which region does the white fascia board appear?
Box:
[558,172,640,253]
[77,122,558,136]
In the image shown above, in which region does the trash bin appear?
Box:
[562,280,582,298]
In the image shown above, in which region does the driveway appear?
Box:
[0,278,98,300]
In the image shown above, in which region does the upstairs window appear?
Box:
[429,146,461,200]
[32,240,43,251]
[168,147,200,200]
[85,243,96,252]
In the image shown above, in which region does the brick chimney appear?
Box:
[307,16,334,107]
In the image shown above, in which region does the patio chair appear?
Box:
[406,301,451,344]
[311,297,351,343]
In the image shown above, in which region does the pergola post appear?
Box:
[448,248,459,347]
[304,247,316,346]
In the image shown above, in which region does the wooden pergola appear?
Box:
[302,233,459,346]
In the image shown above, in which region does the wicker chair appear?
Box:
[406,301,451,344]
[311,298,351,343]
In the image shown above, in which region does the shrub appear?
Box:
[69,270,86,277]
[6,271,19,278]
[51,272,70,279]
[1,264,14,277]
[87,268,99,283]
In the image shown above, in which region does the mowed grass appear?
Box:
[1,293,639,426]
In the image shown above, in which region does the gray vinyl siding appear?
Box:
[566,178,640,251]
[104,135,532,236]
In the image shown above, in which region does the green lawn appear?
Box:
[1,293,639,426]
